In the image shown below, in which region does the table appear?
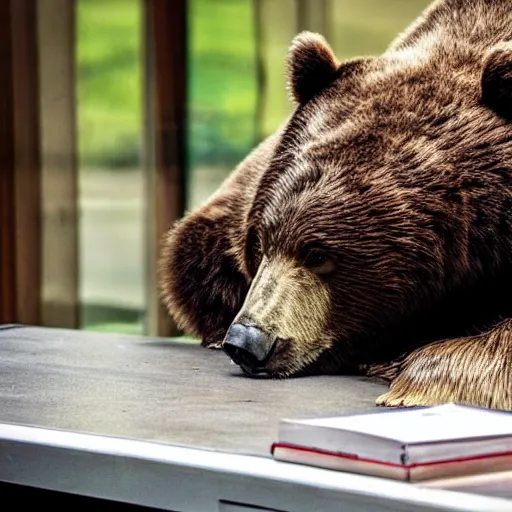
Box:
[0,324,511,511]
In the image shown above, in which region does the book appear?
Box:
[271,404,512,482]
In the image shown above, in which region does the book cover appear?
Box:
[271,404,512,481]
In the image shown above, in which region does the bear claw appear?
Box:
[201,332,225,350]
[376,392,423,408]
[205,340,223,350]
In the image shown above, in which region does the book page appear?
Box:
[297,404,512,444]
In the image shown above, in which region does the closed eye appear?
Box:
[302,249,335,274]
[244,226,262,278]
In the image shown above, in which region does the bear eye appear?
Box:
[303,249,335,274]
[244,226,263,278]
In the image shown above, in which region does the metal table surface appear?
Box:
[0,324,511,511]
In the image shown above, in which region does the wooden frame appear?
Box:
[0,0,43,325]
[0,1,17,324]
[143,0,187,337]
[38,0,79,329]
[0,0,78,328]
[12,0,43,326]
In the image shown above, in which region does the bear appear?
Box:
[159,0,512,410]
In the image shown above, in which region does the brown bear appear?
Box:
[159,0,512,410]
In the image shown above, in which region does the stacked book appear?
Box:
[271,404,512,483]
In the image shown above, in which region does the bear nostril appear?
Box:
[222,323,275,370]
[225,346,260,370]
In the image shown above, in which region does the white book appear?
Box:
[271,404,512,481]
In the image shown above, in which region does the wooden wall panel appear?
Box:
[0,1,16,324]
[0,0,41,325]
[143,0,187,337]
[38,0,79,328]
[11,0,42,326]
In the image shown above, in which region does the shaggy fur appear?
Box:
[159,0,512,408]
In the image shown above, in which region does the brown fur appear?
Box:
[159,0,512,408]
[369,319,512,410]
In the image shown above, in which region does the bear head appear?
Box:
[222,31,512,378]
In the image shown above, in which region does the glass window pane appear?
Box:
[328,0,432,59]
[187,0,258,210]
[76,0,145,335]
[185,1,432,214]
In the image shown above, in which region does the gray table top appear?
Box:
[2,325,512,511]
[0,324,388,455]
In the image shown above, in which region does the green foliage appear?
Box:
[77,0,257,170]
[187,0,258,169]
[76,0,431,170]
[77,0,142,169]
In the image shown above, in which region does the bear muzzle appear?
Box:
[222,323,277,375]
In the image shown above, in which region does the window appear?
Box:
[2,0,430,338]
[77,0,145,335]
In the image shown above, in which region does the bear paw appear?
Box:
[375,389,434,408]
[206,340,224,350]
[373,320,512,410]
[201,330,226,350]
[365,358,405,382]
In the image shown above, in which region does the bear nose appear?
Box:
[222,323,275,371]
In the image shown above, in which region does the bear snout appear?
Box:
[222,323,276,374]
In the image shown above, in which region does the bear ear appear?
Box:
[286,31,340,105]
[481,41,512,120]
